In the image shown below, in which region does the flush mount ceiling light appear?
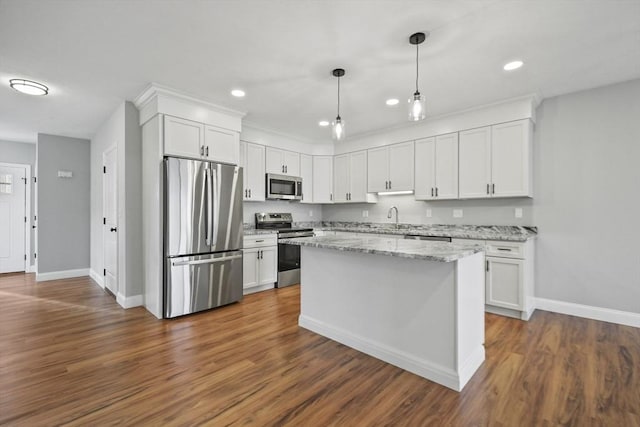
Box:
[503,60,524,71]
[231,89,245,97]
[9,79,49,96]
[408,32,428,121]
[318,120,330,127]
[386,98,399,106]
[331,68,346,141]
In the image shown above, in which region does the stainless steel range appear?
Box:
[255,213,314,288]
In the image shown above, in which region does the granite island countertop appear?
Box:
[279,235,484,263]
[316,222,537,242]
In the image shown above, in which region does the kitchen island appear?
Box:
[279,235,486,391]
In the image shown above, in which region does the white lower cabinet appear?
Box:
[453,238,535,320]
[243,235,277,294]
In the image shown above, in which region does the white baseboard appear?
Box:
[36,268,90,282]
[116,292,144,309]
[299,314,469,392]
[89,269,105,289]
[243,283,274,295]
[536,298,640,328]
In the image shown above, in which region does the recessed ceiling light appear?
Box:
[386,98,399,106]
[503,61,524,71]
[10,79,49,96]
[231,89,245,97]
[318,120,330,127]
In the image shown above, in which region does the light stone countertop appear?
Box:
[243,228,278,236]
[278,235,484,263]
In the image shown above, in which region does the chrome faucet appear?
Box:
[387,206,399,229]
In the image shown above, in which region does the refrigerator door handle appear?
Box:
[171,254,243,267]
[211,167,220,248]
[204,167,213,246]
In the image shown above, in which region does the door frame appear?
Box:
[0,162,31,273]
[102,145,118,294]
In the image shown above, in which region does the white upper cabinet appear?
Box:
[266,147,300,176]
[240,141,265,201]
[459,119,532,199]
[313,155,333,203]
[204,124,239,165]
[164,116,240,164]
[415,133,459,200]
[367,141,414,192]
[491,120,532,198]
[299,154,313,203]
[334,151,375,204]
[164,116,203,158]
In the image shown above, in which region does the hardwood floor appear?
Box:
[1,273,639,426]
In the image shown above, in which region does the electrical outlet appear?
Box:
[514,208,523,218]
[426,209,432,218]
[453,209,463,218]
[309,210,313,217]
[362,210,369,218]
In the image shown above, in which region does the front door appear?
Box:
[0,165,26,273]
[103,147,118,295]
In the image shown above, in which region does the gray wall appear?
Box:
[37,134,90,273]
[532,79,640,313]
[244,200,322,225]
[0,140,36,266]
[90,101,142,298]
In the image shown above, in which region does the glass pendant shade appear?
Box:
[332,116,345,140]
[408,92,426,121]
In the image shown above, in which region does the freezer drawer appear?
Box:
[165,250,243,318]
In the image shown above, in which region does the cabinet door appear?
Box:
[367,146,389,193]
[265,147,284,174]
[283,151,300,176]
[486,257,524,310]
[434,133,459,200]
[299,154,313,203]
[243,248,260,289]
[204,125,239,165]
[258,246,278,285]
[388,141,414,191]
[414,137,436,200]
[313,156,333,203]
[349,151,368,202]
[459,126,491,199]
[245,142,266,201]
[491,120,531,198]
[333,154,349,203]
[164,116,203,159]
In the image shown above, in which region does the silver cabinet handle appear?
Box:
[255,239,264,243]
[205,146,209,157]
[245,189,248,198]
[486,260,489,272]
[200,145,205,156]
[285,165,288,173]
[435,187,438,197]
[486,184,490,194]
[172,254,243,267]
[431,188,434,197]
[492,183,495,194]
[248,189,251,198]
[497,247,512,252]
[330,193,332,201]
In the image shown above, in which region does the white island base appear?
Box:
[298,247,485,392]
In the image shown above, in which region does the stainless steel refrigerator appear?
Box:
[164,157,243,318]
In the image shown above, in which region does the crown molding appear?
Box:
[133,82,246,119]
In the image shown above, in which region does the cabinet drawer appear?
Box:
[243,234,277,248]
[485,240,525,259]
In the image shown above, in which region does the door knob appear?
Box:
[110,227,117,232]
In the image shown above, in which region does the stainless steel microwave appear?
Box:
[266,173,303,200]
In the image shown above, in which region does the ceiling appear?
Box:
[1,0,639,144]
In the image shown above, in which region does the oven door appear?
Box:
[278,242,300,272]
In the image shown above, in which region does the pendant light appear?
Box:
[408,32,427,121]
[332,68,345,140]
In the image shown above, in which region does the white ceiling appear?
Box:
[1,0,639,144]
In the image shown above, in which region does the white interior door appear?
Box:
[0,165,26,273]
[103,147,118,295]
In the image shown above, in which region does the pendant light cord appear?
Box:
[415,43,419,93]
[337,75,341,117]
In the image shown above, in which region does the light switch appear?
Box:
[453,209,463,218]
[514,208,523,218]
[426,209,432,218]
[57,170,73,178]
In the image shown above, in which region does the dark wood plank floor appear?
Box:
[1,273,639,426]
